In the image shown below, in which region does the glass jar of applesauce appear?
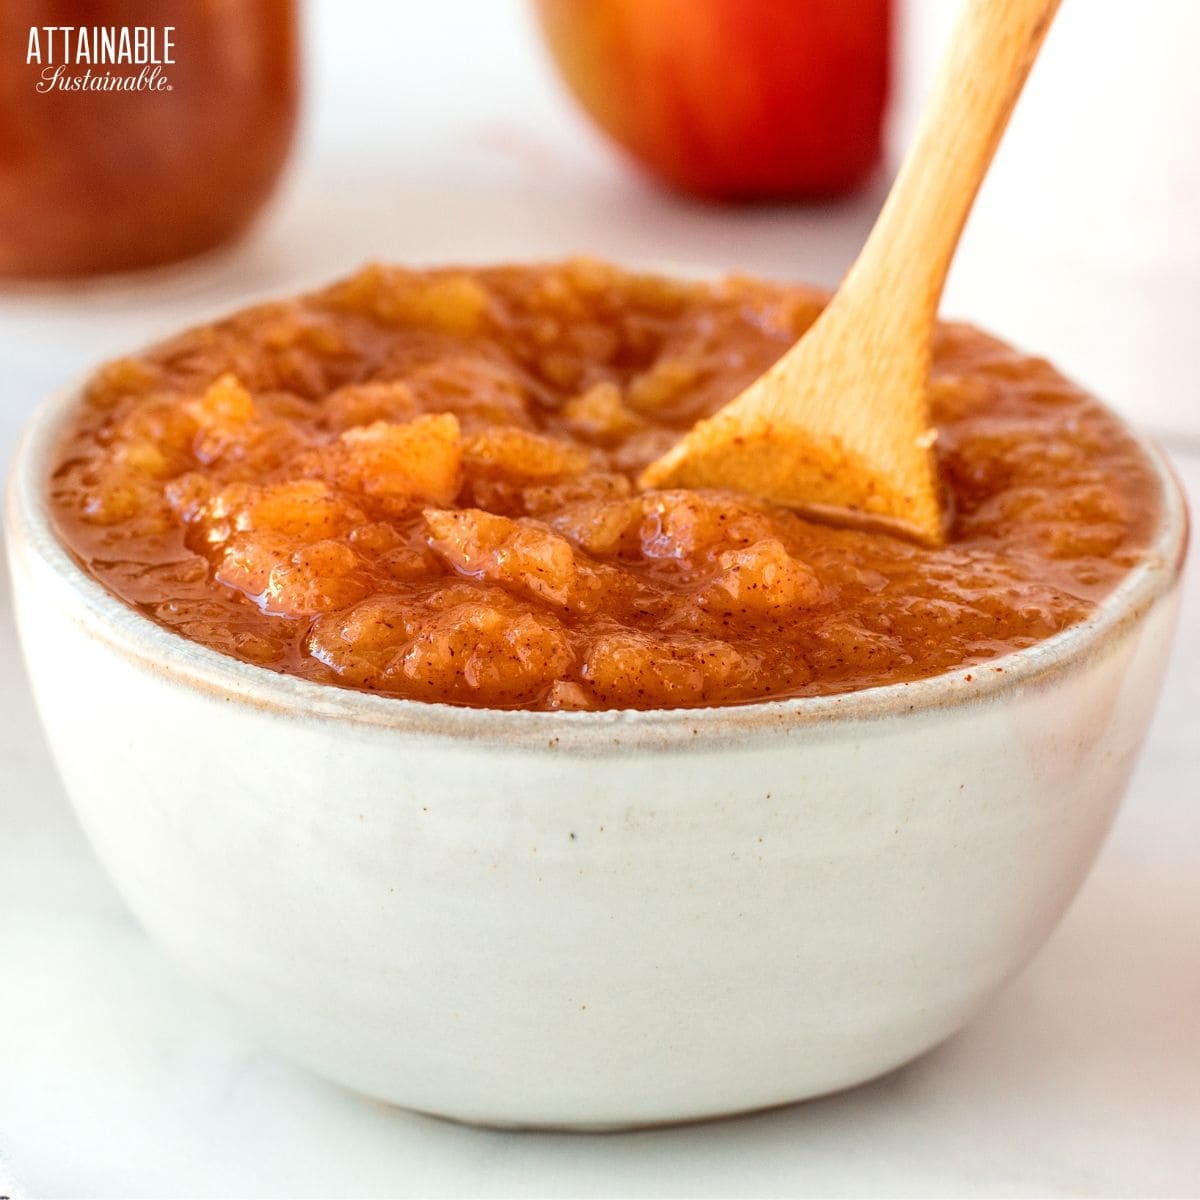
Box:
[0,0,299,277]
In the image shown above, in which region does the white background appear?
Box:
[1,2,1198,1195]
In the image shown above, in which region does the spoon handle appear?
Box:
[845,0,1061,321]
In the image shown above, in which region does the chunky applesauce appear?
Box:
[50,261,1159,710]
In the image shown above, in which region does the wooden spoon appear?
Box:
[639,0,1061,546]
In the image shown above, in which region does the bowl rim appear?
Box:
[5,374,1189,751]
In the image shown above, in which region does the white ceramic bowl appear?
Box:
[5,383,1188,1130]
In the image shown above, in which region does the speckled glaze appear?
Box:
[5,383,1188,1130]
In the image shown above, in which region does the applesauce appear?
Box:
[49,261,1159,710]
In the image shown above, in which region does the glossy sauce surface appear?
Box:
[50,262,1159,709]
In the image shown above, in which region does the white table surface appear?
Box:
[2,3,1198,1195]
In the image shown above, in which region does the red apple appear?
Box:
[534,0,891,201]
